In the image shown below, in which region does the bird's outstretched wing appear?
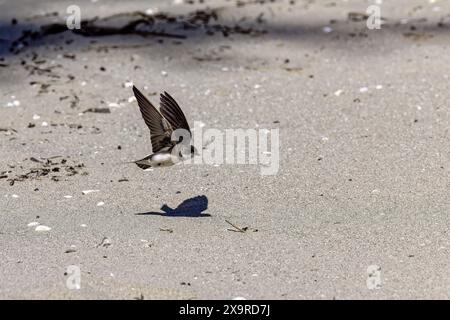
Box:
[133,86,174,153]
[159,91,191,134]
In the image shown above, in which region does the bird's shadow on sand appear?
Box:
[135,195,210,217]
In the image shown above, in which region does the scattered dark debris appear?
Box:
[283,66,303,72]
[11,8,268,54]
[22,59,62,79]
[0,170,12,179]
[63,53,76,60]
[0,127,17,135]
[70,94,80,108]
[403,32,433,41]
[96,237,112,248]
[4,156,87,185]
[347,12,369,22]
[83,107,111,114]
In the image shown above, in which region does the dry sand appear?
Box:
[1,0,450,299]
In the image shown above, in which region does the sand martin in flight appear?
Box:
[132,86,197,169]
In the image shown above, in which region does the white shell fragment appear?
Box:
[82,190,100,195]
[35,225,52,232]
[27,222,40,227]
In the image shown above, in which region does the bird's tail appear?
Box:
[115,157,151,169]
[134,155,152,170]
[135,161,152,170]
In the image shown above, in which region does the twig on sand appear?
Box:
[225,220,247,233]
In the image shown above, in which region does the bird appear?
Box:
[132,85,197,170]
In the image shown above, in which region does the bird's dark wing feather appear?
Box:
[159,91,191,133]
[133,86,174,153]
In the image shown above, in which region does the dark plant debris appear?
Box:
[3,156,88,185]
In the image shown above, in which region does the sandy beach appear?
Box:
[1,0,450,299]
